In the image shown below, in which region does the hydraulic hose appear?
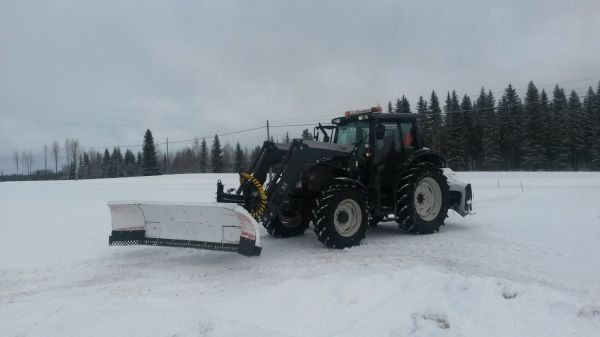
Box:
[239,172,267,219]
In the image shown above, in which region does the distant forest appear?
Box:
[396,81,600,171]
[3,80,600,182]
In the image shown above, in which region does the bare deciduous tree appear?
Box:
[64,138,80,179]
[21,150,27,176]
[51,140,60,174]
[26,151,33,176]
[13,151,19,174]
[19,150,33,178]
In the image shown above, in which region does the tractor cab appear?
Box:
[314,106,420,152]
[329,107,421,163]
[327,107,424,214]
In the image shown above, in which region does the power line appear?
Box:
[270,123,321,128]
[8,75,600,164]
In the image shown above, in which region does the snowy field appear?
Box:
[1,172,600,337]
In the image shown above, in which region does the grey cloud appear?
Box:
[1,0,599,172]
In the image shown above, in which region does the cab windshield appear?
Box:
[334,121,370,145]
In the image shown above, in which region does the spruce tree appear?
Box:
[443,91,466,170]
[77,154,86,179]
[135,152,142,175]
[481,90,502,170]
[234,142,245,172]
[582,86,597,167]
[110,147,123,177]
[471,88,488,169]
[416,96,430,148]
[123,149,136,176]
[539,89,553,169]
[142,129,160,175]
[102,149,111,178]
[395,95,411,114]
[94,152,102,178]
[550,86,570,170]
[497,84,523,170]
[284,132,291,143]
[301,129,313,140]
[249,145,261,167]
[211,134,223,173]
[567,90,584,169]
[521,81,546,170]
[589,82,600,169]
[83,153,91,178]
[388,101,393,113]
[596,81,600,131]
[222,142,233,173]
[199,138,208,173]
[591,140,600,170]
[429,91,443,153]
[460,94,474,169]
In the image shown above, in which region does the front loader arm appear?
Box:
[217,141,288,208]
[217,139,352,224]
[263,140,353,222]
[244,141,289,186]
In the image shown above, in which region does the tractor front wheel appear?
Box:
[263,201,310,238]
[313,181,368,248]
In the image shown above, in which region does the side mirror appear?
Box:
[375,123,385,140]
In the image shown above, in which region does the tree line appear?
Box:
[3,79,599,181]
[2,129,308,181]
[388,81,600,171]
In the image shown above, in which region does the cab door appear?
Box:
[372,122,402,211]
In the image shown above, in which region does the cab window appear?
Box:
[400,122,416,149]
[374,122,401,163]
[334,121,370,145]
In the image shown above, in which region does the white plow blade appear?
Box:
[108,201,261,256]
[442,168,473,216]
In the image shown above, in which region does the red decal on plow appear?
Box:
[234,212,256,240]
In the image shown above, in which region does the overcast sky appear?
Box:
[1,0,599,174]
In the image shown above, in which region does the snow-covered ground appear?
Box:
[1,172,599,337]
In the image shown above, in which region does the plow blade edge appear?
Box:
[108,202,261,256]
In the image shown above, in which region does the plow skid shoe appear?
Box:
[108,202,261,256]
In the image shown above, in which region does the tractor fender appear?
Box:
[404,150,447,169]
[328,177,368,195]
[304,161,348,193]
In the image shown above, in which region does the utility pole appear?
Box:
[166,138,169,174]
[266,120,270,141]
[266,120,272,182]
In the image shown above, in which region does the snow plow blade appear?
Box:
[443,168,473,216]
[108,202,262,257]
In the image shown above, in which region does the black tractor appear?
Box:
[217,106,472,249]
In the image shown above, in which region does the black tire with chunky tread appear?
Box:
[313,181,369,248]
[396,163,449,234]
[263,211,310,238]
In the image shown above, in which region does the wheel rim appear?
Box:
[414,177,442,221]
[279,210,301,228]
[333,199,362,237]
[279,201,302,228]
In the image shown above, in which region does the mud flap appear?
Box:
[108,202,262,256]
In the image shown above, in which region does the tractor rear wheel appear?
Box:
[313,181,368,248]
[396,163,449,234]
